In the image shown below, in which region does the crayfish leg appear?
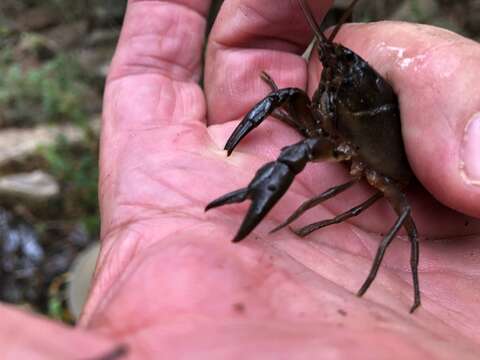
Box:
[259,71,305,134]
[292,191,383,237]
[358,174,421,313]
[270,178,361,233]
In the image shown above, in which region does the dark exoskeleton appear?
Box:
[206,0,421,313]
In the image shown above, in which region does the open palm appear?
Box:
[73,0,480,358]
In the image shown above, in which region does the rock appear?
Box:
[77,46,114,79]
[84,28,120,48]
[67,242,100,319]
[0,170,59,201]
[44,21,88,50]
[16,6,61,31]
[0,209,44,303]
[0,123,90,167]
[16,32,57,61]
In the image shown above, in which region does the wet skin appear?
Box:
[3,1,480,359]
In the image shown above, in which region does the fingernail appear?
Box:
[460,113,480,186]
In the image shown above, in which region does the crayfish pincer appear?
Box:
[206,0,421,313]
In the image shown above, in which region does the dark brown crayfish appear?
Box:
[206,0,421,313]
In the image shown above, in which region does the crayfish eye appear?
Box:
[342,49,356,62]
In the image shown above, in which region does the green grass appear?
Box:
[0,50,91,127]
[40,131,100,236]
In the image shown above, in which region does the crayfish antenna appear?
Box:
[297,0,328,44]
[328,0,361,42]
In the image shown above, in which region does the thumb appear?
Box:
[332,21,480,218]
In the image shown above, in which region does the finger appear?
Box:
[109,0,210,83]
[308,22,480,218]
[0,304,121,358]
[104,0,209,131]
[100,1,211,236]
[205,0,333,126]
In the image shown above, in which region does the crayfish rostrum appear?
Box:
[206,0,421,313]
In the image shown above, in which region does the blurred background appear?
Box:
[0,0,478,325]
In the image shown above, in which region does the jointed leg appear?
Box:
[270,178,361,233]
[262,71,318,137]
[356,182,420,313]
[260,71,279,91]
[403,216,420,312]
[356,206,409,297]
[270,109,306,136]
[386,187,420,312]
[260,71,304,133]
[293,192,383,237]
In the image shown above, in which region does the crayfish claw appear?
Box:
[231,201,268,243]
[208,138,330,242]
[224,122,254,156]
[205,188,248,212]
[206,161,296,242]
[224,98,275,156]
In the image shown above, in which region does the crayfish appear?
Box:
[206,0,421,313]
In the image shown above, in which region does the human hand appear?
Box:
[3,1,480,359]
